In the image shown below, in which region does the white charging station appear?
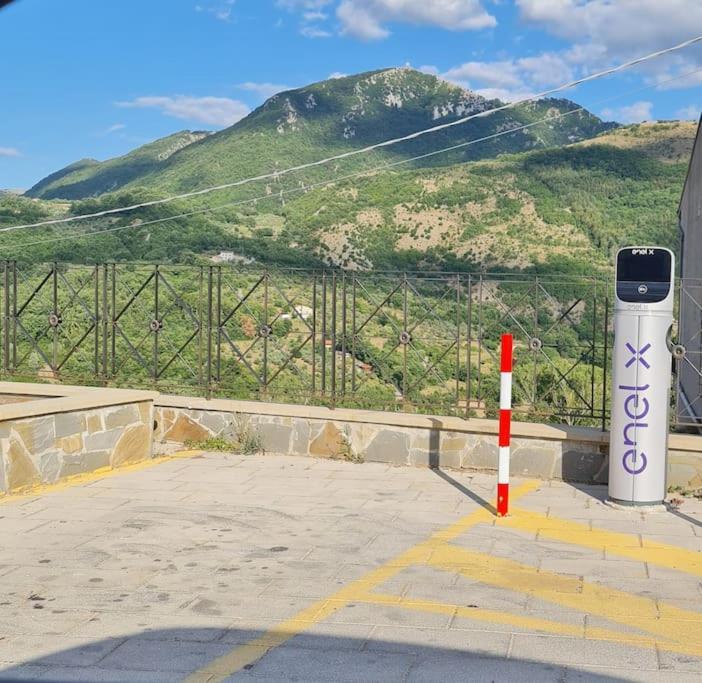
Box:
[609,246,675,505]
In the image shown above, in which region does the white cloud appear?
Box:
[337,0,496,40]
[117,96,250,127]
[328,71,348,79]
[301,25,333,37]
[277,0,331,7]
[238,82,291,100]
[278,0,334,37]
[443,60,523,89]
[195,0,236,22]
[0,147,21,158]
[515,0,702,88]
[105,123,126,134]
[439,52,573,101]
[473,87,536,103]
[303,10,328,20]
[677,105,701,121]
[601,101,653,124]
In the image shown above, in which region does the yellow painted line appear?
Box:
[502,507,702,578]
[184,480,542,682]
[0,449,204,504]
[358,592,677,654]
[428,543,702,654]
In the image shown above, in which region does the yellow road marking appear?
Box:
[184,481,542,682]
[356,592,683,654]
[0,449,204,504]
[428,543,702,652]
[503,507,702,577]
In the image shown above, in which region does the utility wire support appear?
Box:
[4,63,700,253]
[3,33,702,234]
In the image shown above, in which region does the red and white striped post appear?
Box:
[497,333,513,517]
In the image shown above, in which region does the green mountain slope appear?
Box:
[4,122,693,274]
[26,131,210,200]
[26,68,613,201]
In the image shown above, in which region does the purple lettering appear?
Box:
[624,395,650,421]
[618,345,652,476]
[623,449,648,475]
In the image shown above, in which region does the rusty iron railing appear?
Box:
[4,261,697,430]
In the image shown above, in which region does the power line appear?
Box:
[4,33,702,234]
[8,64,700,253]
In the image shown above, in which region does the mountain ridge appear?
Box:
[26,68,615,201]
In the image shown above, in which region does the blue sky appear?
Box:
[2,0,702,189]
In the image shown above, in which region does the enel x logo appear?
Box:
[625,342,651,369]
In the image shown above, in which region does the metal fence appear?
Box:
[0,260,699,430]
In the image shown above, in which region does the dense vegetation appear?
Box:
[2,121,692,276]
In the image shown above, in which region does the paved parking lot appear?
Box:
[0,451,700,682]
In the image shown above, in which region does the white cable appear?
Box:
[4,33,702,234]
[8,63,700,253]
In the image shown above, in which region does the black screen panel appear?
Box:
[616,248,672,303]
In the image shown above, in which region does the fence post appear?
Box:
[497,333,513,517]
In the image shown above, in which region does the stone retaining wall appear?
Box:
[0,383,158,494]
[154,396,702,487]
[0,401,153,493]
[154,398,610,483]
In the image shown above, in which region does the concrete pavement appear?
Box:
[0,452,700,681]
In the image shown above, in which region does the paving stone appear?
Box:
[0,453,700,680]
[510,634,659,669]
[226,645,414,682]
[98,637,234,672]
[406,653,565,682]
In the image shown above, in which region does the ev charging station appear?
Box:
[609,246,675,505]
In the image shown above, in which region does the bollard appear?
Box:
[497,333,513,517]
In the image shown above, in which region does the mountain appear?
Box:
[5,121,693,275]
[26,68,614,200]
[26,131,210,200]
[278,121,695,273]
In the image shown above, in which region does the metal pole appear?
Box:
[321,272,327,395]
[2,262,8,373]
[153,264,159,382]
[477,276,484,408]
[402,273,408,405]
[216,266,222,383]
[111,263,116,378]
[101,265,108,380]
[311,275,317,395]
[11,261,16,371]
[352,275,357,394]
[207,266,213,398]
[52,262,58,372]
[341,272,347,398]
[197,266,204,391]
[455,274,461,412]
[93,265,99,377]
[497,333,513,517]
[263,270,269,392]
[466,274,472,419]
[331,271,337,403]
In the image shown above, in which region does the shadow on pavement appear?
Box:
[431,467,497,515]
[0,626,635,682]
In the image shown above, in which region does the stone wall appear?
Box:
[0,401,153,493]
[154,401,609,483]
[154,396,702,487]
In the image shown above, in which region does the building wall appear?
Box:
[678,117,702,422]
